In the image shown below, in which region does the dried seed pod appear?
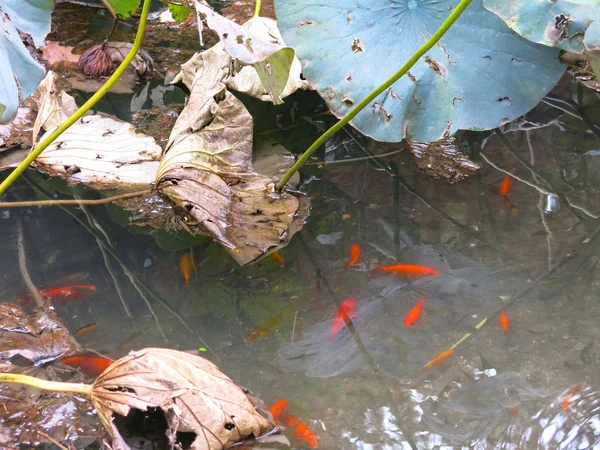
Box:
[78,44,113,78]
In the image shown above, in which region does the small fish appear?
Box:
[344,244,361,269]
[73,323,97,338]
[404,297,425,327]
[245,311,293,342]
[271,252,285,264]
[18,284,97,304]
[59,351,114,377]
[374,264,439,278]
[280,412,318,448]
[268,398,288,424]
[423,348,455,370]
[327,298,357,341]
[500,174,511,196]
[562,386,580,410]
[180,252,193,285]
[499,310,509,330]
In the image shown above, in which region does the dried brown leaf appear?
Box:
[32,71,78,143]
[0,303,82,364]
[90,348,274,450]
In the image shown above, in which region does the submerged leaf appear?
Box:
[91,348,274,449]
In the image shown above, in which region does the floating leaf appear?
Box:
[158,46,305,265]
[1,0,53,46]
[169,3,191,22]
[35,115,163,189]
[90,348,274,449]
[483,0,600,53]
[274,0,566,142]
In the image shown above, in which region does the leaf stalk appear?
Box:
[0,373,92,396]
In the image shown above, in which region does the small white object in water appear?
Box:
[144,258,153,268]
[316,231,344,245]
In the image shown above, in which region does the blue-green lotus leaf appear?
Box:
[275,0,566,142]
[484,0,600,53]
[1,0,53,47]
[0,8,46,124]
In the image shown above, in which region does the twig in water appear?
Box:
[291,310,297,343]
[0,190,150,208]
[16,218,44,308]
[37,430,69,450]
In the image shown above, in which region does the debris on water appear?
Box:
[407,136,481,183]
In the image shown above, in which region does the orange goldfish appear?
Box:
[404,297,425,327]
[499,310,509,330]
[563,386,580,410]
[18,284,97,304]
[245,311,293,342]
[374,264,440,278]
[271,252,285,264]
[344,244,361,269]
[59,351,114,377]
[279,411,319,448]
[180,252,193,285]
[423,348,455,370]
[74,323,97,338]
[500,174,511,196]
[327,298,357,341]
[269,398,288,423]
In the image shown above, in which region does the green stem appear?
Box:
[276,0,473,191]
[254,0,261,17]
[0,373,92,395]
[0,0,153,196]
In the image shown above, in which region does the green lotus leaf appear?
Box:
[274,0,566,142]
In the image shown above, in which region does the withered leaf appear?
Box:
[158,46,304,265]
[0,303,82,365]
[90,348,274,450]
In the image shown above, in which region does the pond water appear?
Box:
[1,1,600,449]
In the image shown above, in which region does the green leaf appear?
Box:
[484,0,600,53]
[1,0,53,46]
[274,0,566,142]
[104,0,141,19]
[168,3,191,22]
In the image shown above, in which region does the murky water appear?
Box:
[2,1,600,449]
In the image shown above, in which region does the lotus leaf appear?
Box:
[0,1,49,123]
[274,0,566,142]
[484,0,600,53]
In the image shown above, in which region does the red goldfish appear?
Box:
[500,174,511,196]
[374,264,439,278]
[279,411,319,448]
[59,351,114,377]
[499,310,509,330]
[73,323,97,338]
[404,297,425,327]
[180,252,193,285]
[269,398,288,423]
[344,244,361,269]
[18,284,97,304]
[271,252,285,264]
[328,298,357,341]
[563,386,580,410]
[423,348,455,370]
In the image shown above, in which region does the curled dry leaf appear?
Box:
[0,303,82,364]
[407,136,481,183]
[90,348,274,450]
[189,1,309,104]
[35,114,163,190]
[158,45,306,265]
[31,71,78,143]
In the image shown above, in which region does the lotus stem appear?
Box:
[0,373,92,395]
[254,0,261,17]
[276,0,473,191]
[0,0,153,196]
